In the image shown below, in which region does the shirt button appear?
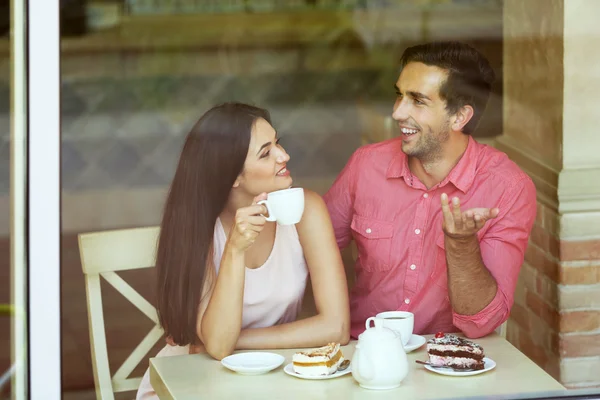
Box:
[404,298,411,304]
[366,228,372,234]
[415,229,421,235]
[410,264,416,270]
[423,193,429,198]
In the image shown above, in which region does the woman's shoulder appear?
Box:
[296,189,329,230]
[302,188,327,214]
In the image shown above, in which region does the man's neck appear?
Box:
[409,134,470,190]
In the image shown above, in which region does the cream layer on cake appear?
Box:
[426,343,484,355]
[429,355,482,368]
[292,363,341,376]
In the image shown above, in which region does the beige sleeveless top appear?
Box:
[213,218,309,328]
[137,219,308,400]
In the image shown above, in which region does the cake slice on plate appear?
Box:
[426,332,485,370]
[292,342,344,376]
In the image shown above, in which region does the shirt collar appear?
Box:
[441,135,479,193]
[386,143,410,180]
[386,135,480,193]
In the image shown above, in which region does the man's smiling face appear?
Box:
[392,62,454,162]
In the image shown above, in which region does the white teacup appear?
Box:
[374,311,414,346]
[257,187,304,225]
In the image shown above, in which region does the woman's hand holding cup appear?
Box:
[227,193,268,253]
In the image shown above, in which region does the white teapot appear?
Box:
[351,317,409,390]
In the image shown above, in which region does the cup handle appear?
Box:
[365,317,376,330]
[257,200,276,222]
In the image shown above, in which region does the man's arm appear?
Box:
[445,234,497,315]
[441,178,537,338]
[323,148,363,250]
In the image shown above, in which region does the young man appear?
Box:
[324,41,536,339]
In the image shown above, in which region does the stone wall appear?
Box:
[499,0,564,382]
[499,0,600,390]
[558,0,600,389]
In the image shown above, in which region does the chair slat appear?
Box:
[85,274,115,400]
[112,377,143,393]
[113,325,164,382]
[102,271,159,324]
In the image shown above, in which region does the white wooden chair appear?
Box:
[78,226,163,400]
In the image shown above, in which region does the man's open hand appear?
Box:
[441,193,499,239]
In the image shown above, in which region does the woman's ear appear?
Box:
[232,176,241,188]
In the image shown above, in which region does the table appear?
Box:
[149,333,566,400]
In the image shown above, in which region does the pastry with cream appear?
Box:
[292,342,344,376]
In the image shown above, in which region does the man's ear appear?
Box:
[451,105,474,132]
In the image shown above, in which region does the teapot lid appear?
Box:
[359,317,399,342]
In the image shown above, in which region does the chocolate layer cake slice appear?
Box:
[426,332,485,370]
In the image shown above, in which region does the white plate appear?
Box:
[424,357,496,377]
[283,362,352,380]
[221,352,285,375]
[404,334,427,353]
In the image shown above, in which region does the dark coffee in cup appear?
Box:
[374,311,414,346]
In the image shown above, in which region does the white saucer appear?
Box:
[221,352,285,375]
[404,334,427,353]
[283,363,352,380]
[424,357,496,377]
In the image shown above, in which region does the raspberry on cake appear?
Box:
[292,343,344,376]
[426,333,485,370]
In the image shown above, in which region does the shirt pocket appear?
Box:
[351,215,394,272]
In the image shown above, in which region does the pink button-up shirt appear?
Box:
[324,136,536,339]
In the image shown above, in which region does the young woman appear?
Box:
[137,102,350,399]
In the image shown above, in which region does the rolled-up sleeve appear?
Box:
[323,148,363,250]
[452,176,537,338]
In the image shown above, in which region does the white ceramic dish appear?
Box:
[221,352,285,375]
[283,363,352,380]
[404,334,427,353]
[424,357,496,377]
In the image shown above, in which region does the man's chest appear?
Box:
[349,178,504,273]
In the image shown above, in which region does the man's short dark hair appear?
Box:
[399,41,496,134]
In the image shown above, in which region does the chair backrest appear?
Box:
[78,226,163,400]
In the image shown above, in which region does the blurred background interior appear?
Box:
[2,0,600,398]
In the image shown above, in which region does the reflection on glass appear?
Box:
[56,0,599,399]
[0,44,12,396]
[5,0,27,398]
[0,1,27,398]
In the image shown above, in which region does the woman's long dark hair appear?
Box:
[155,102,271,346]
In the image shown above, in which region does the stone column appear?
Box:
[496,0,600,389]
